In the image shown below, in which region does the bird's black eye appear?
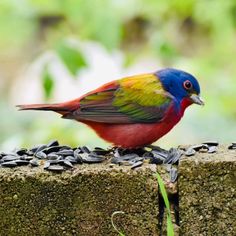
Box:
[183,80,192,90]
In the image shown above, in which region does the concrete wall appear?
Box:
[0,146,235,235]
[179,147,236,236]
[0,165,160,236]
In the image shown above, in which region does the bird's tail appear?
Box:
[17,99,80,116]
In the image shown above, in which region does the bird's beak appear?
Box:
[190,94,204,106]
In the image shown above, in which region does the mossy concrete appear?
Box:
[0,163,160,236]
[1,145,235,235]
[179,145,236,236]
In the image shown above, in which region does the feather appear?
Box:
[69,73,174,123]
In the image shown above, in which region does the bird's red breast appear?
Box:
[80,105,183,148]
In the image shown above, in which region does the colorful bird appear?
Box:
[17,68,204,148]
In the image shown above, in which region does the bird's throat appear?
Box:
[180,98,193,116]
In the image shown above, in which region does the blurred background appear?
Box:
[0,0,236,151]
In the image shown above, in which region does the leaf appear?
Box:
[156,172,170,211]
[42,66,54,99]
[56,41,87,76]
[156,172,175,236]
[167,215,175,236]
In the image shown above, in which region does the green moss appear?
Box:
[179,145,236,235]
[0,164,159,235]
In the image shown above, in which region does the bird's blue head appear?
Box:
[156,68,204,106]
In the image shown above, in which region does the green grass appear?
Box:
[111,173,175,236]
[156,172,175,236]
[111,211,126,236]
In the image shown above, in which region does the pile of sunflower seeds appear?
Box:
[0,140,232,182]
[0,140,108,173]
[183,141,219,156]
[0,140,184,171]
[0,141,181,184]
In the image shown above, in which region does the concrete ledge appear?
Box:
[179,145,236,235]
[0,164,159,236]
[0,145,235,235]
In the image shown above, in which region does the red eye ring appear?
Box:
[183,80,192,90]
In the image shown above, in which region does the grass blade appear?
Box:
[111,211,126,236]
[156,172,175,236]
[156,172,170,212]
[167,214,174,236]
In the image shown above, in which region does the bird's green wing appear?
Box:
[71,74,174,123]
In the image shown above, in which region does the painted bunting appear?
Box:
[17,68,204,148]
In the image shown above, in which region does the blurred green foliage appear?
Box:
[0,0,236,149]
[55,40,87,76]
[42,66,54,99]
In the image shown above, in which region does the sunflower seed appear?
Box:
[57,155,64,161]
[42,146,61,154]
[58,145,72,151]
[129,157,144,164]
[185,148,196,156]
[63,160,74,168]
[114,149,121,158]
[35,151,47,159]
[43,161,51,169]
[150,155,165,164]
[74,149,81,158]
[15,148,28,156]
[131,161,143,169]
[208,146,217,153]
[73,150,83,163]
[30,159,39,167]
[80,153,104,163]
[57,149,74,156]
[111,154,139,164]
[0,152,6,157]
[191,144,204,151]
[20,155,33,161]
[2,155,19,162]
[164,148,182,164]
[113,147,134,157]
[150,146,169,155]
[198,144,209,152]
[143,151,153,158]
[26,150,34,156]
[47,165,64,172]
[121,154,139,161]
[152,149,169,159]
[170,167,178,182]
[2,152,18,157]
[47,140,59,147]
[35,144,48,153]
[1,161,17,167]
[202,141,219,146]
[15,160,30,166]
[80,146,91,153]
[47,153,59,160]
[65,156,78,164]
[30,144,46,153]
[228,143,236,150]
[48,159,60,164]
[93,147,110,155]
